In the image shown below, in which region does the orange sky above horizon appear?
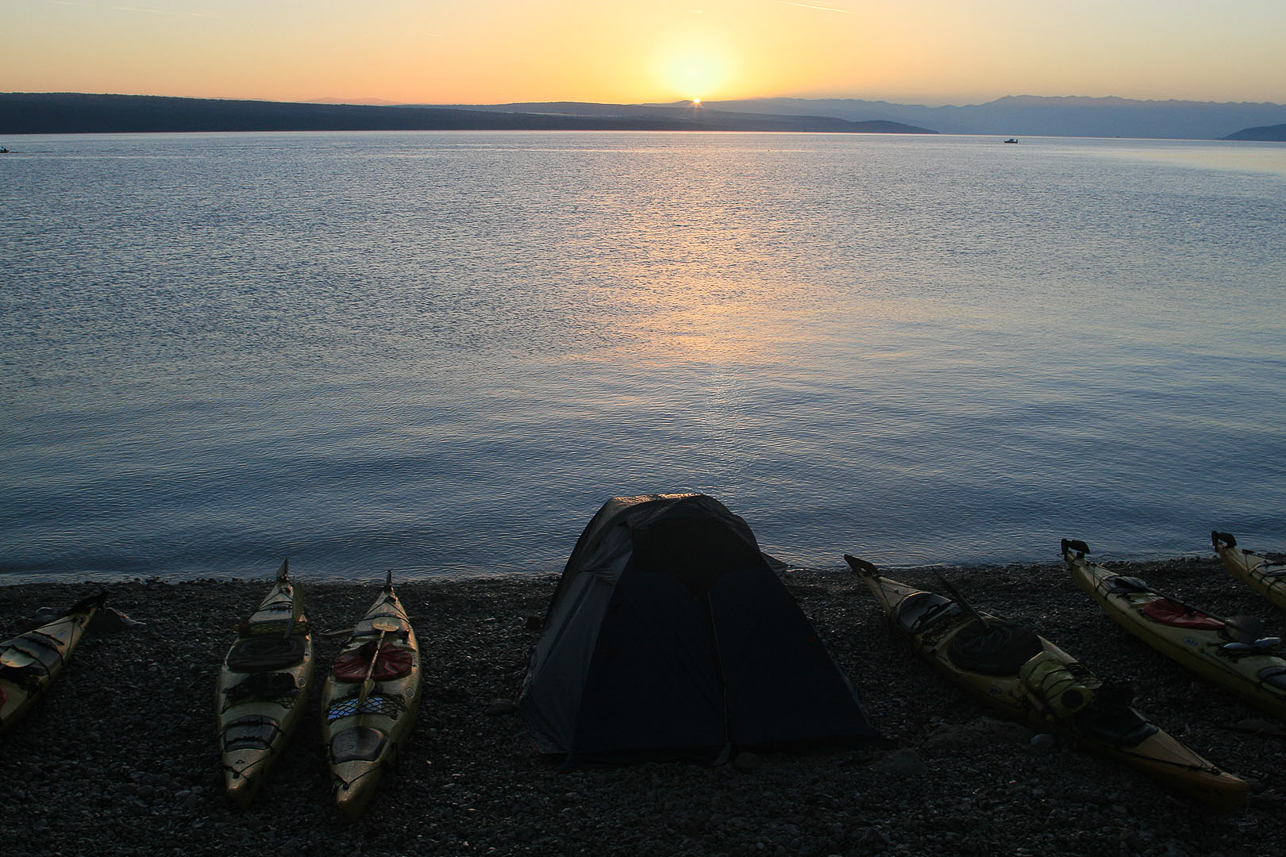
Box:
[3,0,1285,106]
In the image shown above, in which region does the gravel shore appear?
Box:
[2,553,1284,856]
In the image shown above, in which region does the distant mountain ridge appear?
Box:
[691,95,1286,140]
[0,93,932,135]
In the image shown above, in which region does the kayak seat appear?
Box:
[330,726,387,763]
[237,617,310,637]
[894,592,964,636]
[946,619,1043,676]
[226,636,307,672]
[1074,688,1159,748]
[224,671,299,707]
[1140,599,1224,631]
[221,715,282,752]
[332,642,414,682]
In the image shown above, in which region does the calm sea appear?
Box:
[2,131,1284,582]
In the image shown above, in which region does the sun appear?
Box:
[660,45,730,102]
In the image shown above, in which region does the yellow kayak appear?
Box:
[320,572,422,821]
[847,555,1248,810]
[215,559,314,808]
[1064,539,1286,721]
[1213,531,1286,612]
[1,592,105,734]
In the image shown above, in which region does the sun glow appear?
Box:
[660,45,731,102]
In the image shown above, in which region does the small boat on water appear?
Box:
[847,555,1248,809]
[321,571,422,821]
[216,559,314,808]
[1003,138,1018,144]
[1064,538,1286,721]
[1,592,106,734]
[1212,531,1286,611]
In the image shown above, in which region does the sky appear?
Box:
[3,0,1285,106]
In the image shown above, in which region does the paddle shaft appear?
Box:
[356,617,401,706]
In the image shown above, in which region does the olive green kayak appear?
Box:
[216,559,315,808]
[1,592,105,734]
[320,572,422,821]
[847,555,1248,810]
[1213,531,1286,612]
[1064,538,1286,721]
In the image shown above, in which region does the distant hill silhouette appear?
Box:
[693,95,1286,140]
[444,101,934,134]
[1224,123,1286,142]
[9,92,1281,140]
[0,93,934,135]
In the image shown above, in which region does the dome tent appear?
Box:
[520,493,879,764]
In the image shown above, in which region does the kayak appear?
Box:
[216,559,314,808]
[1213,531,1286,612]
[321,572,422,821]
[1064,539,1286,721]
[846,555,1248,810]
[1,591,106,734]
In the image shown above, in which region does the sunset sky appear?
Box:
[4,0,1285,106]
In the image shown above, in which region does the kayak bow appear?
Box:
[1213,531,1286,612]
[1,592,105,734]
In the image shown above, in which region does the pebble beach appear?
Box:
[2,553,1284,857]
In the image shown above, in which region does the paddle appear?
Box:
[0,648,36,669]
[933,571,989,626]
[356,617,401,708]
